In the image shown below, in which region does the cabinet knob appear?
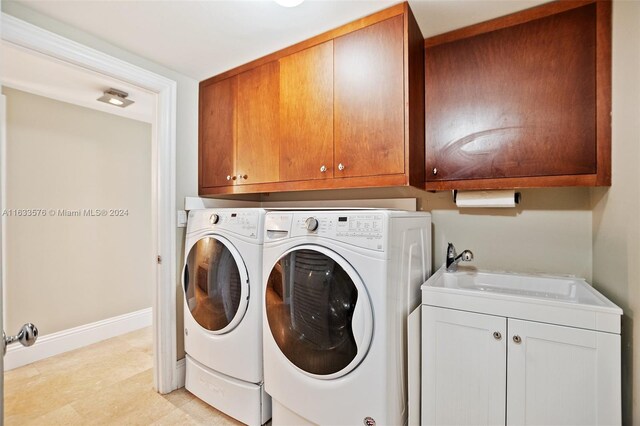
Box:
[320,165,327,173]
[236,174,248,181]
[226,175,231,181]
[338,163,345,171]
[513,335,522,344]
[432,167,438,175]
[493,331,502,340]
[231,175,237,181]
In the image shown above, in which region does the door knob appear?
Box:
[3,323,38,356]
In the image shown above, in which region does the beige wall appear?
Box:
[261,187,593,279]
[3,87,153,334]
[427,189,593,279]
[591,1,640,424]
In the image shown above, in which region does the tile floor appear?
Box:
[4,327,242,425]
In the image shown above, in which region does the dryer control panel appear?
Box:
[214,210,260,239]
[265,211,386,251]
[189,209,260,239]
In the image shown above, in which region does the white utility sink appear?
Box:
[422,266,622,333]
[440,269,596,303]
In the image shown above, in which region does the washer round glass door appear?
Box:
[183,236,249,334]
[265,245,373,379]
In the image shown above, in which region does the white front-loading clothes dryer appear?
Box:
[262,210,431,426]
[183,208,271,425]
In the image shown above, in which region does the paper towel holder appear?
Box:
[452,190,521,205]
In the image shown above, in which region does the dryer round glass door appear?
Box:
[183,236,249,334]
[265,245,373,379]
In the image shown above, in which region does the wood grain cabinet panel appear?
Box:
[334,15,405,179]
[199,77,237,189]
[425,1,611,190]
[279,41,334,182]
[198,3,425,195]
[237,61,280,185]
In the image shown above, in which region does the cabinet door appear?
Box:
[507,319,621,425]
[279,41,333,182]
[237,61,279,185]
[199,77,236,188]
[422,306,506,426]
[334,15,405,178]
[425,4,597,184]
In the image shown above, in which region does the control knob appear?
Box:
[209,213,220,225]
[305,217,319,232]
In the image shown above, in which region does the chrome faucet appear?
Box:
[446,242,474,272]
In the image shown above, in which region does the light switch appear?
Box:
[177,210,187,228]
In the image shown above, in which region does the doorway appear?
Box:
[2,82,153,355]
[0,11,178,412]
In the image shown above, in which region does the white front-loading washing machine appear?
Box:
[183,208,271,425]
[262,210,431,425]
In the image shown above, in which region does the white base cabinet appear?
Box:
[422,307,506,425]
[422,305,621,426]
[507,318,621,425]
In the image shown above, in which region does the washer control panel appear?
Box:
[287,212,386,251]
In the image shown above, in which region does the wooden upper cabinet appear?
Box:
[425,1,611,190]
[237,61,280,185]
[279,41,334,182]
[334,16,405,178]
[198,2,425,195]
[199,77,237,189]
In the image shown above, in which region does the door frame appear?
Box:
[1,13,178,393]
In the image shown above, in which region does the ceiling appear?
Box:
[7,0,549,81]
[1,42,155,123]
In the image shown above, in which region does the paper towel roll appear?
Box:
[454,189,520,208]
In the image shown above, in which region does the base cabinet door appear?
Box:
[422,306,507,426]
[506,319,621,426]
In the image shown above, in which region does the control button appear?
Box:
[305,217,319,232]
[209,213,220,225]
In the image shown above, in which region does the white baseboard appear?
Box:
[4,307,152,370]
[175,358,186,388]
